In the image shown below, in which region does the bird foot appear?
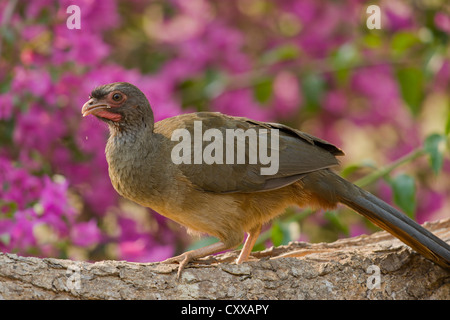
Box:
[161,252,195,279]
[161,241,229,279]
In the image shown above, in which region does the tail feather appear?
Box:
[336,176,450,270]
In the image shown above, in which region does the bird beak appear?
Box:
[81,98,110,117]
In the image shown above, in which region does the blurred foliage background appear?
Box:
[0,0,449,262]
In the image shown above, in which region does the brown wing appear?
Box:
[155,112,344,194]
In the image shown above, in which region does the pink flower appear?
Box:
[0,157,42,208]
[71,220,102,247]
[324,90,347,113]
[415,190,444,223]
[434,60,450,91]
[349,224,369,237]
[272,71,302,117]
[52,26,110,65]
[9,209,38,251]
[286,1,358,57]
[350,65,404,125]
[21,25,47,42]
[11,67,52,98]
[13,103,66,156]
[434,13,450,33]
[208,24,251,73]
[117,217,174,262]
[40,176,75,219]
[24,0,56,20]
[0,156,79,254]
[286,0,318,24]
[0,94,13,120]
[212,89,271,121]
[385,3,415,31]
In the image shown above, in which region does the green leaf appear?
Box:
[340,159,377,178]
[274,44,300,61]
[0,234,10,246]
[332,44,359,68]
[340,164,362,178]
[253,77,273,104]
[324,211,349,236]
[261,44,300,64]
[424,133,446,174]
[204,69,227,99]
[390,174,416,218]
[331,44,359,85]
[301,73,325,112]
[391,32,420,56]
[396,67,424,116]
[363,33,382,48]
[445,107,450,136]
[270,220,291,247]
[0,26,15,44]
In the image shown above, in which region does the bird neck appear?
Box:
[105,122,160,203]
[108,119,153,138]
[107,120,155,155]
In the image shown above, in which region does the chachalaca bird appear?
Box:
[82,82,450,277]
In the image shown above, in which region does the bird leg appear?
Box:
[162,225,262,278]
[236,224,262,264]
[162,241,229,278]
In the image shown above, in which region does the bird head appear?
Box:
[82,82,154,129]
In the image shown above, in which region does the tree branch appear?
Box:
[0,218,449,300]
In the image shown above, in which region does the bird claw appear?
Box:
[160,242,229,279]
[162,253,193,279]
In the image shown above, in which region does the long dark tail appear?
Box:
[334,174,450,270]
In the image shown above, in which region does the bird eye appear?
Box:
[112,93,122,101]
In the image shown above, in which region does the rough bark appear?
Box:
[0,219,449,300]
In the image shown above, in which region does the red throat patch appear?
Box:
[95,110,122,122]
